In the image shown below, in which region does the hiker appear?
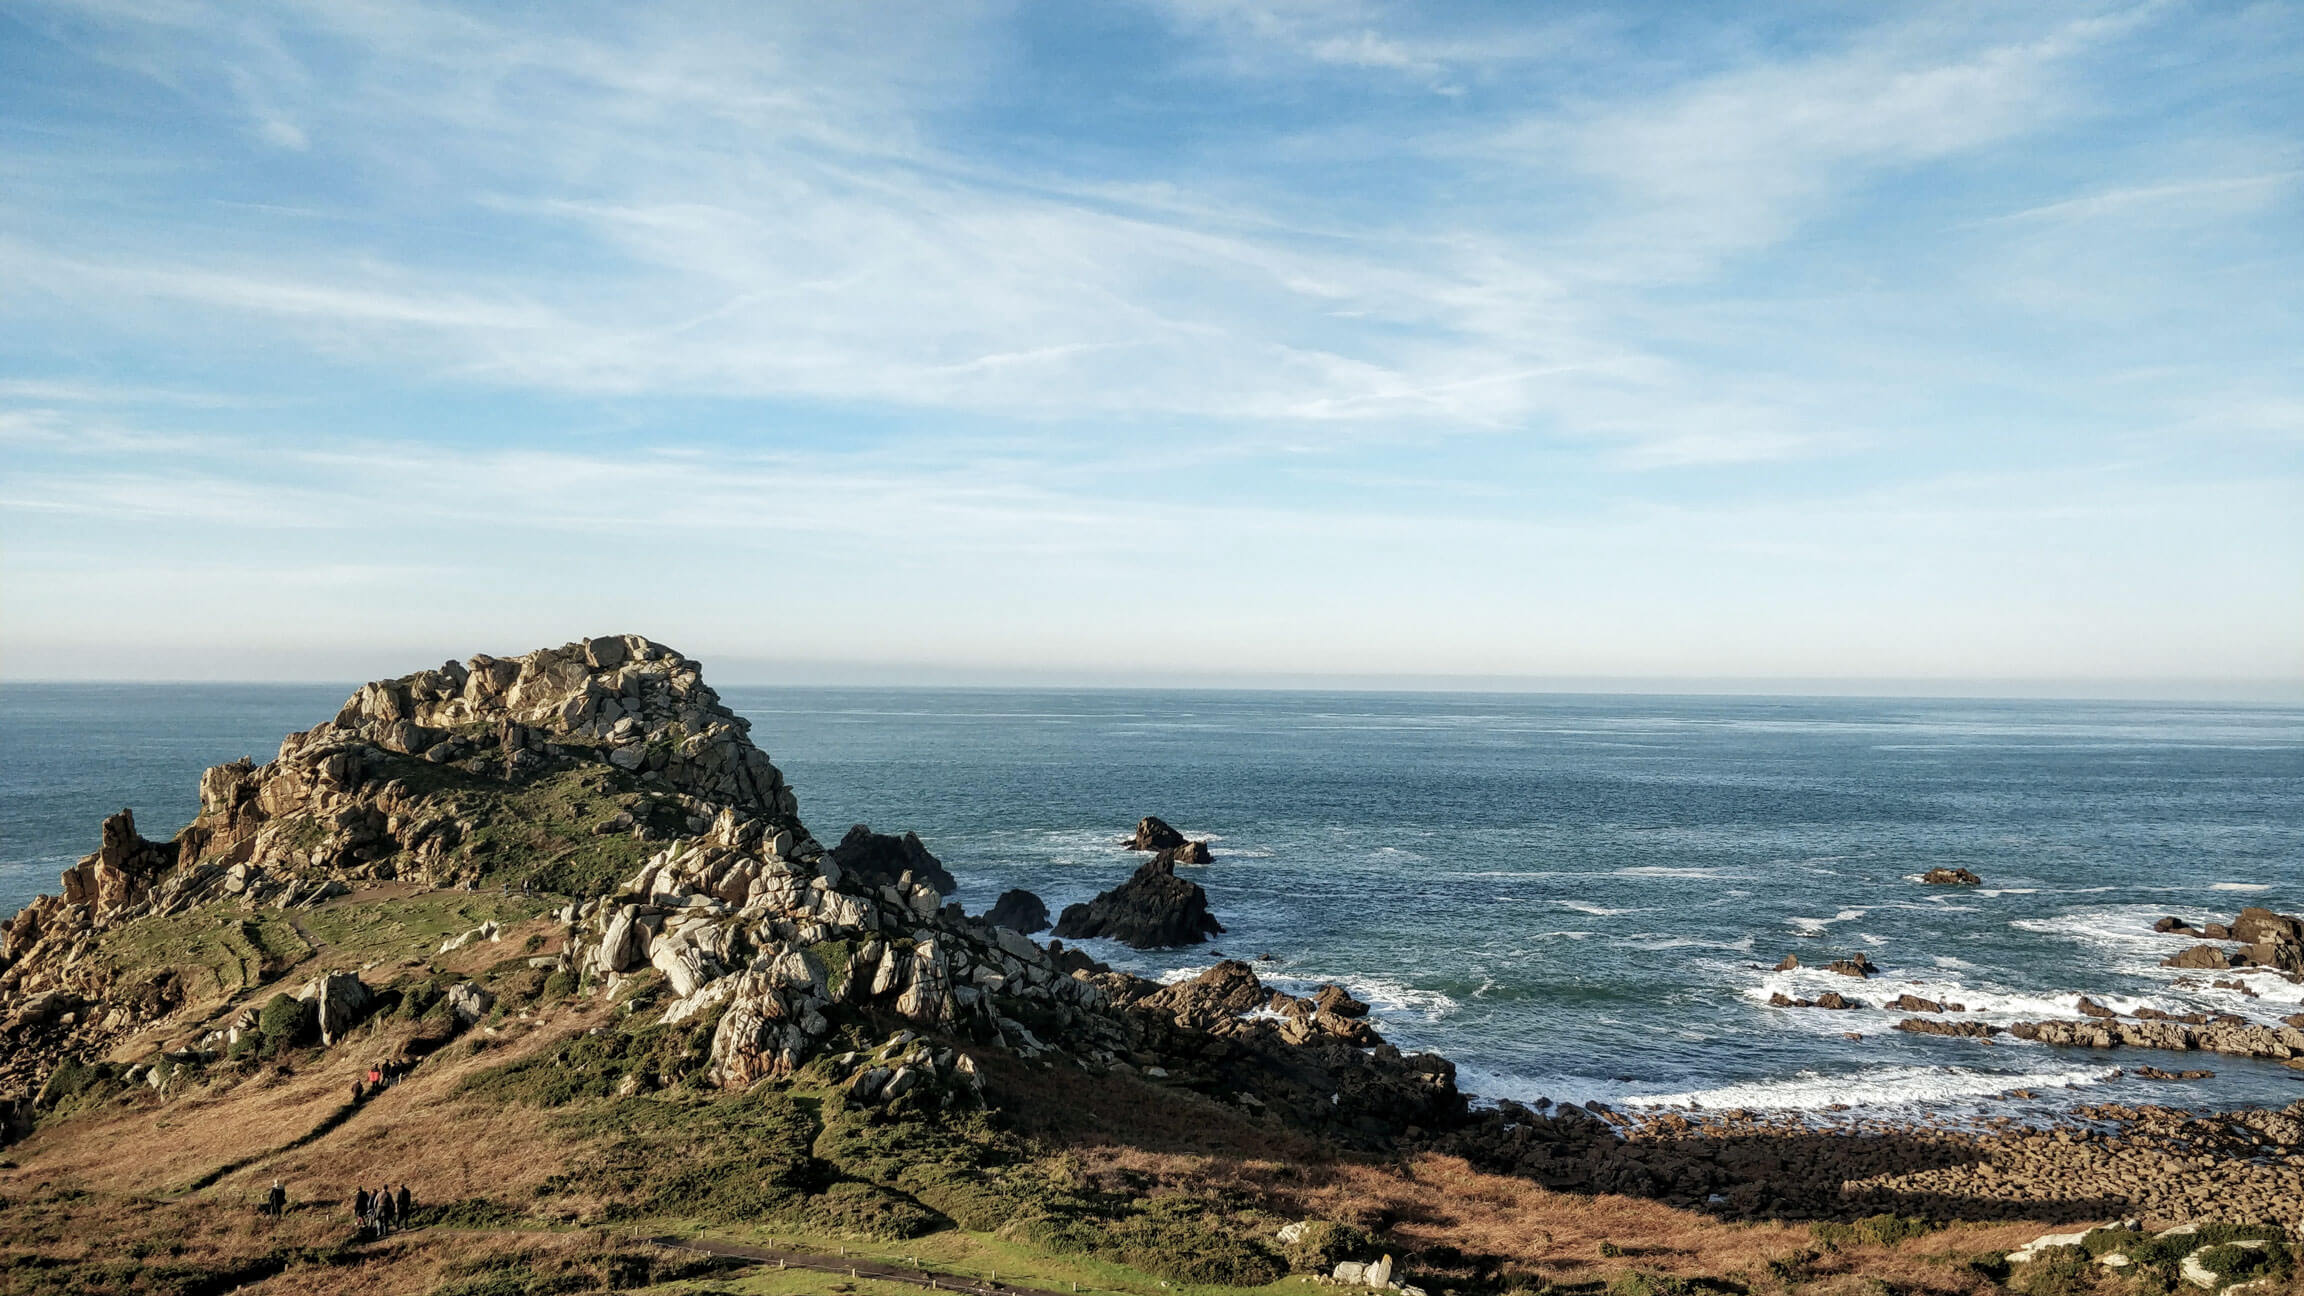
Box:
[396,1183,412,1222]
[265,1179,286,1218]
[353,1185,371,1233]
[376,1183,396,1236]
[350,1078,363,1103]
[367,1063,382,1087]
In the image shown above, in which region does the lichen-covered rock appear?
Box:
[296,972,373,1045]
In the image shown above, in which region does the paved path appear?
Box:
[652,1235,1086,1296]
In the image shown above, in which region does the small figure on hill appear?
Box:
[396,1183,413,1222]
[353,1185,371,1224]
[377,1185,397,1234]
[263,1179,286,1217]
[350,1079,364,1103]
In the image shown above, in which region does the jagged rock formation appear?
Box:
[1053,855,1224,949]
[1157,841,1212,866]
[1124,816,1186,852]
[826,825,959,895]
[984,889,1050,934]
[1921,867,1981,885]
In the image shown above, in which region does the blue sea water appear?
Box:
[6,684,2303,1119]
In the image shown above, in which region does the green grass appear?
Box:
[298,892,553,964]
[391,760,666,894]
[96,906,312,999]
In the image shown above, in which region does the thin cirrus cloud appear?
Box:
[0,0,2298,688]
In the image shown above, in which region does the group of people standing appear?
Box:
[349,1057,412,1103]
[353,1183,414,1240]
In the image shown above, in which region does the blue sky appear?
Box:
[1,1,2298,691]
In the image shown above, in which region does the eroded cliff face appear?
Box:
[0,636,1464,1149]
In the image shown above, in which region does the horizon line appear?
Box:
[4,669,2299,706]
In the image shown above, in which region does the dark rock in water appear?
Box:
[1812,992,1858,1010]
[828,824,958,895]
[2133,1066,2215,1081]
[1041,939,1109,976]
[1772,954,1800,972]
[1887,993,1952,1013]
[1921,867,1982,885]
[1825,953,1878,979]
[2155,916,2198,934]
[2076,996,2119,1019]
[1053,855,1223,949]
[1157,840,1212,866]
[2164,943,2242,970]
[1124,815,1187,852]
[984,888,1050,935]
[1896,1017,2001,1039]
[1314,984,1370,1019]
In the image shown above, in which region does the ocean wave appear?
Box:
[2212,882,2272,892]
[1787,908,1868,935]
[1265,971,1461,1021]
[1556,900,1634,916]
[1614,866,1731,879]
[1613,1062,2124,1114]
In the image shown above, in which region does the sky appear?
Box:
[0,1,2299,694]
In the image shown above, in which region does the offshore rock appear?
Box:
[984,889,1050,935]
[1053,855,1224,949]
[826,825,958,896]
[1157,840,1212,867]
[1124,816,1187,852]
[1921,867,1982,885]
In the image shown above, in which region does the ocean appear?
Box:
[6,684,2303,1120]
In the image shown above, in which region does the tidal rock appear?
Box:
[1896,1017,2001,1038]
[827,825,958,895]
[1921,867,1982,885]
[1772,954,1799,972]
[1124,816,1186,852]
[983,888,1050,935]
[1826,953,1878,979]
[2164,944,2242,970]
[1053,855,1224,949]
[1157,840,1213,866]
[2077,996,2120,1019]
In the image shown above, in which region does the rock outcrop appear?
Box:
[1921,867,1982,885]
[2153,907,2304,978]
[1157,841,1212,867]
[296,972,374,1046]
[1053,855,1224,949]
[984,889,1050,934]
[1124,816,1183,851]
[827,824,959,896]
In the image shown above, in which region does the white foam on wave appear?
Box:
[1976,888,2040,896]
[1614,1062,2124,1114]
[2213,882,2272,893]
[1787,908,1868,935]
[1614,866,1730,879]
[1264,970,1461,1021]
[1556,900,1634,916]
[1623,933,1754,953]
